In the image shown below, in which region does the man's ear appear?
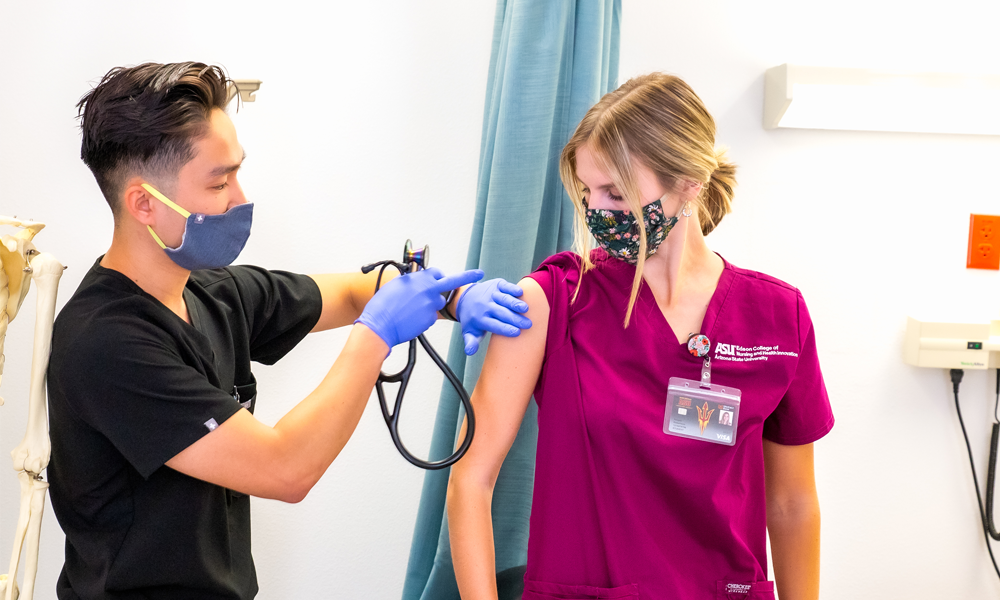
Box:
[121,177,156,226]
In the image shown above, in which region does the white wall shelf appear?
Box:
[764,64,1000,135]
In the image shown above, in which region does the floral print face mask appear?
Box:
[584,198,682,264]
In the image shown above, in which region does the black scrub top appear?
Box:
[46,259,322,600]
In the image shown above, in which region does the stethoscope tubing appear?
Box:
[365,253,476,470]
[375,333,475,470]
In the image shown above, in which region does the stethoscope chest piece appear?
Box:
[402,239,429,271]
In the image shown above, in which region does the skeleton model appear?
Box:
[0,217,64,600]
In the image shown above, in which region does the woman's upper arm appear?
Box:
[451,276,550,488]
[763,439,817,509]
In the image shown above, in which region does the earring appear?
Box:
[681,202,693,217]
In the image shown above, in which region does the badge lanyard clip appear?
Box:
[687,333,713,389]
[667,334,741,446]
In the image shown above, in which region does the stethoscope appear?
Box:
[361,240,475,470]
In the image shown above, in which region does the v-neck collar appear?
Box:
[699,256,735,342]
[633,254,736,350]
[92,256,203,332]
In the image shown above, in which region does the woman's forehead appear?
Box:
[575,144,614,187]
[577,143,660,193]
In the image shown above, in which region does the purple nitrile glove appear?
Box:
[357,267,484,350]
[456,278,532,355]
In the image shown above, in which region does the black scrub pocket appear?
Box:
[716,580,774,600]
[523,579,638,599]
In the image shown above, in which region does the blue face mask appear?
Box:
[141,183,253,271]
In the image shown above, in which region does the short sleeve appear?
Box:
[226,266,322,365]
[58,319,241,479]
[526,251,581,356]
[762,292,835,445]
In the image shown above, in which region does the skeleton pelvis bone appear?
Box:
[0,217,44,323]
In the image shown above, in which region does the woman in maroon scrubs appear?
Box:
[447,72,833,600]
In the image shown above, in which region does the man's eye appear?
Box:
[214,183,229,191]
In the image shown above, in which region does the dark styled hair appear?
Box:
[77,62,231,215]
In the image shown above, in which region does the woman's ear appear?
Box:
[682,180,704,199]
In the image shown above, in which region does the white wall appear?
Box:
[0,2,496,598]
[1,1,999,599]
[616,1,1000,599]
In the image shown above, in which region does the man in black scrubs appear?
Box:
[45,62,530,599]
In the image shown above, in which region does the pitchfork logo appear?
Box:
[696,402,714,434]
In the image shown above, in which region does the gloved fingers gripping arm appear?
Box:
[442,279,525,317]
[455,278,533,355]
[462,313,529,355]
[355,268,485,349]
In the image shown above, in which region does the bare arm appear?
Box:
[308,271,397,332]
[166,324,388,502]
[308,271,466,332]
[447,277,548,600]
[764,439,821,600]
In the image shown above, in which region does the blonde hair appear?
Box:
[559,72,738,326]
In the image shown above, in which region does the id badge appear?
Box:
[663,377,741,446]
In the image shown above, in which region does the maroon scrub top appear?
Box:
[522,249,834,600]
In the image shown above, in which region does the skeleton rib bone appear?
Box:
[0,217,61,600]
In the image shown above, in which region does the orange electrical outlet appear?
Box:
[968,214,1000,270]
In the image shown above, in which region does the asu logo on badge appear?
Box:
[696,402,714,433]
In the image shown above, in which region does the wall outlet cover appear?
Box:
[968,214,1000,270]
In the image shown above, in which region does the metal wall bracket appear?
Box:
[227,79,263,104]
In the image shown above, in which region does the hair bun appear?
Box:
[699,150,736,235]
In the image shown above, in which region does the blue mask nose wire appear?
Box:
[361,240,475,470]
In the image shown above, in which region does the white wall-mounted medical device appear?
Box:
[763,64,1000,135]
[903,317,1000,370]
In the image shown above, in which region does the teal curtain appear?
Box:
[402,1,620,599]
